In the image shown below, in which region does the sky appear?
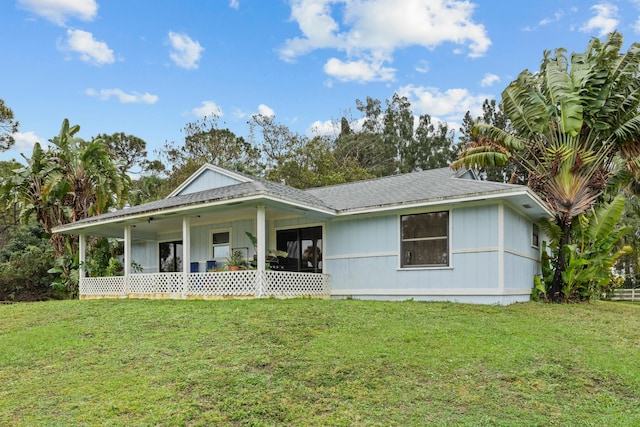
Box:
[2,0,640,164]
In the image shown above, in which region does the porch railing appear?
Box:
[79,270,331,300]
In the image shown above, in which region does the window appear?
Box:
[401,211,449,268]
[532,223,539,248]
[276,226,322,273]
[212,230,230,262]
[159,240,182,272]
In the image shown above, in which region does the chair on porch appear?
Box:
[206,260,216,271]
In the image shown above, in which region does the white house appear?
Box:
[53,164,553,305]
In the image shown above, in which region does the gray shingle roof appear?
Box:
[55,166,544,232]
[64,178,328,227]
[305,167,524,212]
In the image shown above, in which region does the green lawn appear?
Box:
[0,299,638,426]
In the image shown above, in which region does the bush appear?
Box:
[0,224,59,301]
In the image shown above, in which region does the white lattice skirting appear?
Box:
[79,271,331,300]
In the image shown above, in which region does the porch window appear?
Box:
[211,230,231,264]
[159,240,183,272]
[276,226,322,273]
[401,211,449,268]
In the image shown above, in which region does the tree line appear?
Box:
[1,31,639,302]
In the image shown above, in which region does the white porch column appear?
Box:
[256,204,266,297]
[124,224,132,297]
[78,233,86,281]
[182,215,191,298]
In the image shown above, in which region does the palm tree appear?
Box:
[452,32,640,301]
[4,119,130,293]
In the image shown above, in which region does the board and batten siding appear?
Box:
[324,204,515,301]
[131,241,158,273]
[131,218,260,273]
[175,169,244,196]
[503,205,541,291]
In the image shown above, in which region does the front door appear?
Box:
[159,240,183,272]
[276,226,322,273]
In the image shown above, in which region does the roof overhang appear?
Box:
[53,192,336,236]
[53,181,553,237]
[331,187,554,220]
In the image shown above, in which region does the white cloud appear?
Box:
[229,0,240,9]
[232,108,248,120]
[60,29,115,66]
[398,84,490,122]
[539,10,565,26]
[12,131,41,153]
[86,88,159,104]
[480,73,500,87]
[192,101,223,117]
[580,3,619,36]
[308,119,341,137]
[257,104,275,117]
[168,32,204,70]
[279,0,490,82]
[415,60,429,74]
[18,0,97,26]
[323,57,395,82]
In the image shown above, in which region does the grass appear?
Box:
[0,299,638,426]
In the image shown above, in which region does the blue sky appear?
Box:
[2,0,640,163]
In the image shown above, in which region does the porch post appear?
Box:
[124,224,132,297]
[256,204,266,297]
[78,234,86,295]
[182,215,191,299]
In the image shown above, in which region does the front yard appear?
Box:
[0,299,638,426]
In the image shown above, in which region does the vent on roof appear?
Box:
[522,204,532,209]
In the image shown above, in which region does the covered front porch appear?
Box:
[70,197,332,300]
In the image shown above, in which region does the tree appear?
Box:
[0,160,23,248]
[459,99,519,183]
[249,114,304,173]
[336,95,459,177]
[5,119,129,295]
[265,135,371,189]
[412,114,459,170]
[0,99,18,150]
[93,132,148,175]
[0,223,57,301]
[334,116,390,178]
[161,116,261,192]
[453,32,640,302]
[250,115,370,188]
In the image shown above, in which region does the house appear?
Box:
[53,164,553,305]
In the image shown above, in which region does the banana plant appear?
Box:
[453,32,640,301]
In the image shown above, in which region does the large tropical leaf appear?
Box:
[584,193,627,243]
[544,49,584,137]
[501,73,549,136]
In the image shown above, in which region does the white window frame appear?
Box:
[532,223,540,248]
[210,228,232,263]
[399,210,450,269]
